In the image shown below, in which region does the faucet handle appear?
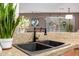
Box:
[44,28,47,35]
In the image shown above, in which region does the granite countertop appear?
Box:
[0,40,79,56]
[0,32,79,56]
[0,47,28,56]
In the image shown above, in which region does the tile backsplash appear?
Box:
[20,13,79,32]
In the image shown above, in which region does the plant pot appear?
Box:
[0,46,2,53]
[0,38,13,50]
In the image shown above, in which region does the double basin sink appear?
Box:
[14,40,68,55]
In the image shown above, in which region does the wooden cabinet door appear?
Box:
[64,48,79,56]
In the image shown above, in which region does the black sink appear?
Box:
[14,40,66,55]
[38,40,64,47]
[14,42,51,52]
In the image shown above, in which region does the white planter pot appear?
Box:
[0,38,13,49]
[0,46,2,53]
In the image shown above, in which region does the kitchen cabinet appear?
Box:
[63,48,79,56]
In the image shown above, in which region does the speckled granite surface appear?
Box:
[0,32,79,56]
[0,47,27,56]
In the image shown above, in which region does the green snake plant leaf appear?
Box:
[0,3,20,38]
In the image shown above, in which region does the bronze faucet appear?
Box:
[33,27,47,42]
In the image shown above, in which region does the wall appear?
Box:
[19,3,79,13]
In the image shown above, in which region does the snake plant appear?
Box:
[0,3,20,38]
